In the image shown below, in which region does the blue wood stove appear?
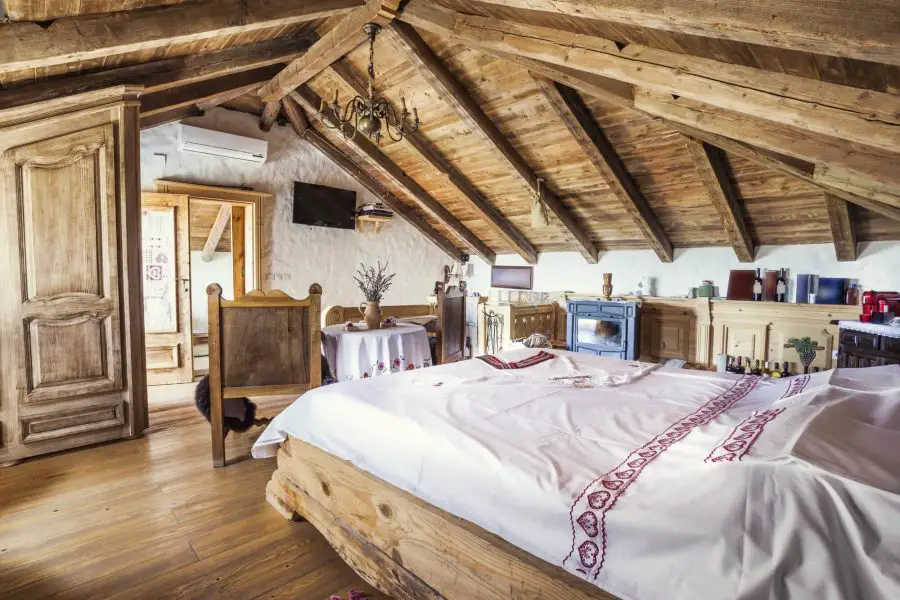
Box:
[566,299,640,360]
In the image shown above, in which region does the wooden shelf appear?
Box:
[356,214,392,233]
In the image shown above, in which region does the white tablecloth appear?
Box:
[322,323,432,381]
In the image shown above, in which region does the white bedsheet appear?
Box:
[253,349,900,600]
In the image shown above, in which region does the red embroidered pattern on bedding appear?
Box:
[563,375,761,580]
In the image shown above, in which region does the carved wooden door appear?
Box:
[0,124,132,456]
[141,193,194,385]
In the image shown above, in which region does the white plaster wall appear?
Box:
[140,108,448,308]
[468,242,900,300]
[190,251,233,332]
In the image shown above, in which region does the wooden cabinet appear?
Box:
[837,327,900,368]
[639,298,711,365]
[0,87,146,464]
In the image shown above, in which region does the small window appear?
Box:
[491,266,534,290]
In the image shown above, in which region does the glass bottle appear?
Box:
[762,361,771,376]
[771,362,782,378]
[752,269,763,301]
[744,358,752,375]
[776,269,787,303]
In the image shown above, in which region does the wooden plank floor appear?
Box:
[0,388,387,600]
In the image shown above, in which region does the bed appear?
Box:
[253,349,900,599]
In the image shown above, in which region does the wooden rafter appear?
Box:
[386,21,598,263]
[451,14,900,155]
[670,124,900,225]
[202,205,232,262]
[140,105,202,131]
[5,0,188,20]
[634,91,900,205]
[534,77,673,262]
[258,0,399,103]
[282,95,311,136]
[464,0,900,66]
[259,102,281,132]
[400,4,900,212]
[303,129,464,261]
[0,0,362,74]
[292,85,496,264]
[328,58,539,264]
[0,36,316,112]
[824,195,858,262]
[141,67,281,117]
[684,139,755,262]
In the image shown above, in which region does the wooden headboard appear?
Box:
[207,283,322,467]
[323,303,433,327]
[436,283,466,364]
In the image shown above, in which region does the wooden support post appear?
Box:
[231,206,247,297]
[684,138,755,262]
[535,77,673,262]
[206,284,225,468]
[824,194,858,262]
[202,204,232,262]
[259,101,280,132]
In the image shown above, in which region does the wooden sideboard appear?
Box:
[837,325,900,367]
[556,295,858,370]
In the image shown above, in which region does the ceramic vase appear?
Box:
[602,273,613,300]
[359,301,382,330]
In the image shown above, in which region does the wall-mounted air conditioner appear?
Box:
[178,124,268,164]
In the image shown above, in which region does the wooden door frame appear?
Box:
[153,180,269,293]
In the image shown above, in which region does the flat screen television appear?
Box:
[292,181,356,229]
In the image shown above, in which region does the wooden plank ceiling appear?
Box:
[2,0,898,263]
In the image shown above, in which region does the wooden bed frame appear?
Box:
[266,436,619,600]
[206,283,322,467]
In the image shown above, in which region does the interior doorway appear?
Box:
[140,180,267,414]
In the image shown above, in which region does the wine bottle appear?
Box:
[744,357,752,375]
[776,269,787,303]
[753,359,762,376]
[763,361,771,377]
[727,356,735,373]
[752,268,763,301]
[771,362,782,378]
[781,362,791,377]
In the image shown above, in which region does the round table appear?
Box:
[322,322,432,381]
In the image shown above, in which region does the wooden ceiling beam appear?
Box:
[139,105,202,131]
[292,85,496,264]
[634,91,900,208]
[0,0,362,74]
[301,128,465,261]
[141,66,280,117]
[202,204,232,262]
[672,125,900,224]
[0,36,315,112]
[328,58,539,264]
[400,2,900,221]
[534,77,673,262]
[386,21,598,263]
[684,139,755,262]
[451,14,900,155]
[824,194,858,262]
[259,102,281,132]
[464,0,900,66]
[258,0,399,103]
[282,94,311,136]
[5,0,187,20]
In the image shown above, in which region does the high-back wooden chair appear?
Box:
[435,282,467,364]
[206,283,322,467]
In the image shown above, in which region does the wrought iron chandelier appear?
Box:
[319,23,420,143]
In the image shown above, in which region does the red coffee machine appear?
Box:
[861,291,900,322]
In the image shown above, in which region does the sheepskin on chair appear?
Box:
[194,375,269,435]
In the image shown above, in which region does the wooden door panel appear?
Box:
[21,401,126,444]
[11,125,124,406]
[142,193,193,385]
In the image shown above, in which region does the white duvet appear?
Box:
[253,349,900,600]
